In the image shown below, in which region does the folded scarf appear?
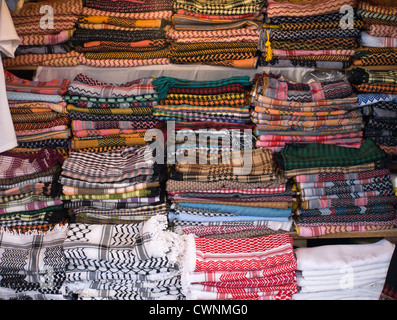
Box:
[71,119,159,131]
[79,56,170,68]
[71,135,147,150]
[85,0,173,13]
[71,29,166,46]
[0,224,68,293]
[360,32,397,48]
[253,73,354,102]
[11,0,82,16]
[173,0,266,15]
[183,232,296,274]
[2,51,80,68]
[266,0,355,18]
[68,73,156,98]
[277,140,386,171]
[368,24,397,37]
[5,72,69,95]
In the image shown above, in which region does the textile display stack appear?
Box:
[3,0,82,69]
[167,0,265,68]
[354,1,397,68]
[250,72,364,152]
[0,221,69,300]
[260,0,362,70]
[348,67,397,170]
[5,71,71,156]
[59,143,167,224]
[180,232,298,300]
[70,0,173,68]
[61,214,185,300]
[64,73,160,152]
[152,75,294,238]
[276,140,397,237]
[293,239,395,300]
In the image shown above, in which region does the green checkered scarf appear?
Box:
[277,140,387,170]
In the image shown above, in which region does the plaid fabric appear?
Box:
[167,185,286,195]
[283,162,386,179]
[62,181,159,196]
[0,149,64,179]
[60,173,155,189]
[72,203,168,216]
[0,224,68,294]
[62,145,154,177]
[173,0,265,15]
[61,168,154,183]
[60,188,153,200]
[295,167,391,183]
[5,71,70,95]
[0,199,63,214]
[366,70,397,84]
[166,177,287,192]
[300,195,397,210]
[256,73,354,102]
[296,224,395,237]
[68,73,156,99]
[64,196,162,209]
[277,140,386,171]
[174,147,276,176]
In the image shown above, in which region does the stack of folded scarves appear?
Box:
[71,0,173,68]
[5,71,71,156]
[348,67,397,164]
[167,0,265,68]
[3,0,82,69]
[293,239,395,300]
[181,232,297,300]
[59,144,167,224]
[167,147,295,238]
[354,1,397,67]
[250,72,364,152]
[0,147,69,235]
[65,73,160,151]
[276,140,397,237]
[153,75,294,237]
[260,0,361,69]
[61,215,184,300]
[0,223,69,300]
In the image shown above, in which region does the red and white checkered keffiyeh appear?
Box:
[182,233,297,300]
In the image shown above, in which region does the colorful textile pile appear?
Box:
[167,0,266,68]
[153,75,293,237]
[59,144,167,224]
[276,140,397,237]
[181,232,297,300]
[0,147,69,235]
[250,72,364,152]
[0,224,69,300]
[354,2,397,67]
[65,73,160,151]
[71,0,172,67]
[5,71,71,155]
[167,147,294,238]
[348,67,397,165]
[293,239,395,300]
[260,0,361,69]
[3,0,82,68]
[61,215,184,300]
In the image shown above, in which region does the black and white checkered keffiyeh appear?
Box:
[0,225,68,297]
[61,215,185,300]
